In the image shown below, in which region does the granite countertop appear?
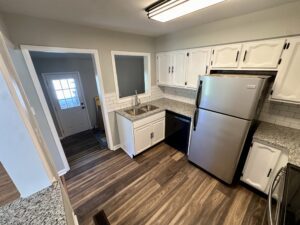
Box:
[253,122,300,167]
[116,98,196,122]
[0,182,67,225]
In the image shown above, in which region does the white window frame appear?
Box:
[111,51,151,103]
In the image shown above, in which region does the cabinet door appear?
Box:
[186,48,211,89]
[271,37,300,103]
[171,51,187,87]
[151,118,165,145]
[241,142,281,193]
[134,124,152,154]
[157,53,172,85]
[211,44,242,68]
[240,39,285,69]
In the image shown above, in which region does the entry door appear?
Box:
[43,72,91,137]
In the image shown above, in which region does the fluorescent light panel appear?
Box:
[148,0,225,22]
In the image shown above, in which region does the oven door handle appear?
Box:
[268,167,286,225]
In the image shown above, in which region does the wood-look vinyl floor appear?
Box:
[65,143,267,225]
[0,163,20,206]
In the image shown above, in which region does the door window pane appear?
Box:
[52,78,81,109]
[60,79,69,89]
[53,80,62,90]
[68,79,76,88]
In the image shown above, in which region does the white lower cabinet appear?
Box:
[117,111,165,158]
[134,124,153,154]
[241,142,288,194]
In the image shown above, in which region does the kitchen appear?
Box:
[0,1,300,225]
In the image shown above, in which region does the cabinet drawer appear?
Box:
[133,111,166,128]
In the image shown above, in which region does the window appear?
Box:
[112,51,151,100]
[52,78,80,109]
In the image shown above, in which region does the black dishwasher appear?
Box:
[165,111,191,154]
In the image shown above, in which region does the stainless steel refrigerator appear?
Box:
[188,74,270,184]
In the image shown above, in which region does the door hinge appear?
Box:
[212,49,214,54]
[270,90,273,95]
[187,52,189,57]
[286,42,290,49]
[150,132,154,139]
[205,65,208,74]
[185,82,187,85]
[278,58,282,65]
[211,61,213,66]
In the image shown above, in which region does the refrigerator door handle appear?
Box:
[195,80,203,108]
[193,109,199,131]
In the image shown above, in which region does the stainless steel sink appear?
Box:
[140,104,158,112]
[124,104,158,116]
[125,108,145,116]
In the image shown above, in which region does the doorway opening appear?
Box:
[27,51,109,170]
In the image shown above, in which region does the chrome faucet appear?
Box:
[134,90,141,107]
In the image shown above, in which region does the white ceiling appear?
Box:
[0,0,298,37]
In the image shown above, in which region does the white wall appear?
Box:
[9,49,67,173]
[2,13,157,93]
[155,1,300,130]
[156,1,300,51]
[31,56,99,135]
[2,13,157,148]
[0,13,10,41]
[0,60,51,198]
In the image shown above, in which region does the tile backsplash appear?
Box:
[106,84,300,130]
[161,86,300,130]
[105,86,164,112]
[259,99,300,129]
[163,86,197,105]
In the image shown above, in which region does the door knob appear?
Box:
[82,106,85,109]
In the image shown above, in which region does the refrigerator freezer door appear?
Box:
[199,75,266,120]
[188,109,251,184]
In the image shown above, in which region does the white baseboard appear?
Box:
[111,144,121,150]
[58,168,70,177]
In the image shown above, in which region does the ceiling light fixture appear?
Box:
[145,0,225,22]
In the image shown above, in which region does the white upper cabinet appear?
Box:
[157,51,186,87]
[239,39,285,69]
[211,44,242,68]
[172,51,187,87]
[271,37,300,104]
[186,48,211,89]
[157,53,172,85]
[241,142,281,193]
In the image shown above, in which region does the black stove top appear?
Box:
[280,163,300,225]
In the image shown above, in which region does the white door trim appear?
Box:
[0,32,56,182]
[42,71,92,138]
[20,45,114,175]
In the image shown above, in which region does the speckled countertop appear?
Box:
[116,98,196,121]
[0,182,67,225]
[253,122,300,167]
